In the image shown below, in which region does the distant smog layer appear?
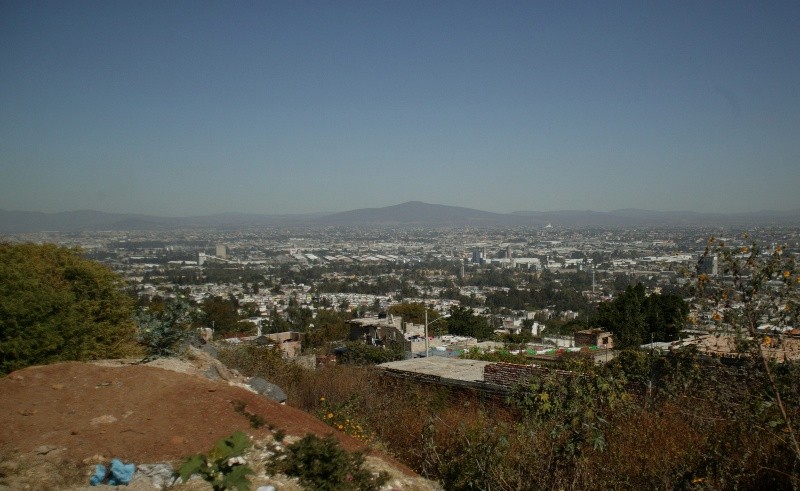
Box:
[1,201,799,233]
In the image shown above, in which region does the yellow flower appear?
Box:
[740,246,749,254]
[326,412,333,419]
[319,396,326,401]
[784,271,791,278]
[337,424,343,430]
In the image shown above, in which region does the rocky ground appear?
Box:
[0,349,438,490]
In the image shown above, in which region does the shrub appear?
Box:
[135,297,199,360]
[0,242,139,374]
[268,433,388,491]
[508,360,631,457]
[335,341,403,365]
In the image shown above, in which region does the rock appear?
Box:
[204,361,235,381]
[89,415,117,426]
[201,344,219,359]
[248,377,287,404]
[131,463,176,489]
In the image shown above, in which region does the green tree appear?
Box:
[388,302,438,325]
[595,284,647,348]
[135,297,200,359]
[0,242,138,374]
[201,295,242,336]
[336,341,403,365]
[595,283,687,348]
[447,305,493,340]
[305,310,349,350]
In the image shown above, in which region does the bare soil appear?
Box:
[0,357,431,490]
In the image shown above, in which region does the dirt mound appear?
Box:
[0,359,430,490]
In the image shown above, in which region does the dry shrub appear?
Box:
[594,402,706,489]
[218,344,800,490]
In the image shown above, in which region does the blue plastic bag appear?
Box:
[89,459,135,486]
[108,458,136,485]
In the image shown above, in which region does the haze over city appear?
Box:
[2,1,799,217]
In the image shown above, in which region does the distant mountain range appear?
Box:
[1,201,798,233]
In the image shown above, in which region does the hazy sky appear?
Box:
[1,1,799,216]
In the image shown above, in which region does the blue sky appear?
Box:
[1,1,798,216]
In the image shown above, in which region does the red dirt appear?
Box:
[0,361,373,463]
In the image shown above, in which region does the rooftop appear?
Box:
[378,357,491,386]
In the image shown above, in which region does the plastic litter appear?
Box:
[89,458,136,486]
[89,464,106,486]
[108,458,136,485]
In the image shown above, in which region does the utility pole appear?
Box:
[425,309,429,357]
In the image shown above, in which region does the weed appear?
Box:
[178,431,254,491]
[317,396,373,443]
[231,400,265,429]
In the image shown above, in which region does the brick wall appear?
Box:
[484,362,574,388]
[484,363,536,387]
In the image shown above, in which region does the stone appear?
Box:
[90,414,117,426]
[248,377,287,404]
[133,463,176,489]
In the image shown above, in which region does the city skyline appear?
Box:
[2,1,799,216]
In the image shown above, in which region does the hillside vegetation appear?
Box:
[219,344,800,489]
[0,242,140,374]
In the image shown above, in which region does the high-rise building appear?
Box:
[216,244,228,259]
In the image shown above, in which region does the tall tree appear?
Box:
[447,305,493,340]
[388,302,438,325]
[201,295,241,336]
[595,283,687,348]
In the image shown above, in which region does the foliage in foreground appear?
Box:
[178,431,254,491]
[0,242,139,374]
[221,337,800,489]
[268,433,389,491]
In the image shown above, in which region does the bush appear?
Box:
[135,297,199,360]
[269,433,388,491]
[0,242,139,374]
[335,341,403,365]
